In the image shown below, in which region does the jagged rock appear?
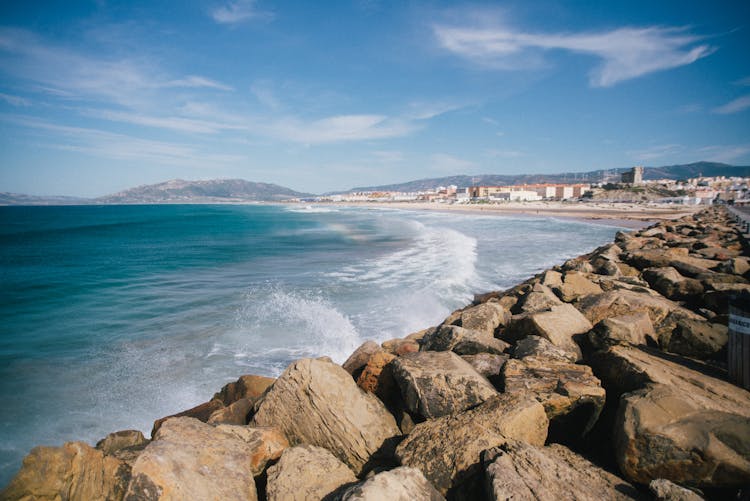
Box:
[457,302,511,336]
[251,358,399,475]
[518,283,563,313]
[717,257,750,277]
[503,304,592,360]
[96,430,148,456]
[590,345,750,487]
[390,351,498,420]
[396,394,548,496]
[420,325,509,355]
[540,269,563,287]
[552,271,603,302]
[126,418,287,500]
[337,467,444,501]
[461,353,508,387]
[562,257,594,273]
[667,318,728,359]
[482,441,643,501]
[649,479,705,501]
[624,248,718,272]
[502,356,605,439]
[342,341,383,379]
[695,247,739,260]
[207,397,254,425]
[213,374,275,406]
[357,351,397,399]
[642,267,704,301]
[266,445,357,501]
[512,335,578,362]
[588,311,657,349]
[1,442,129,501]
[151,399,225,437]
[381,338,419,356]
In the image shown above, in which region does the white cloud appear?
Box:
[211,0,272,25]
[404,101,464,120]
[430,153,475,173]
[250,82,282,110]
[163,75,233,91]
[434,22,713,87]
[372,150,404,163]
[697,144,750,163]
[84,109,247,134]
[485,148,523,158]
[0,92,30,106]
[629,143,683,161]
[261,114,416,144]
[713,95,750,115]
[734,76,750,86]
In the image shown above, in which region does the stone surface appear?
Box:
[591,345,750,487]
[642,267,704,301]
[265,445,357,501]
[96,430,148,456]
[251,358,400,475]
[396,393,548,496]
[207,397,254,425]
[381,338,419,356]
[342,341,382,379]
[512,335,578,362]
[553,271,603,302]
[1,442,129,501]
[337,467,444,501]
[126,418,288,500]
[504,304,592,360]
[420,325,509,355]
[482,441,643,501]
[649,479,705,501]
[588,312,657,349]
[151,399,225,437]
[502,356,605,439]
[390,351,498,420]
[518,283,563,313]
[457,302,510,336]
[213,374,276,406]
[666,318,728,359]
[356,351,397,400]
[461,353,508,387]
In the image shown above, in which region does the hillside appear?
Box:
[96,179,311,204]
[0,193,89,206]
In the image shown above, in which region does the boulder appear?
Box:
[649,479,705,501]
[457,302,510,336]
[502,356,605,439]
[96,429,148,456]
[1,442,129,501]
[461,353,508,387]
[213,374,275,406]
[588,311,657,349]
[342,341,383,379]
[482,441,643,501]
[590,345,750,487]
[512,335,577,362]
[151,399,225,437]
[518,283,563,313]
[666,318,728,360]
[207,397,254,425]
[265,445,357,501]
[420,325,509,355]
[552,271,603,302]
[251,358,400,475]
[503,304,592,360]
[396,393,548,496]
[381,338,419,356]
[642,267,703,301]
[540,269,563,287]
[126,418,287,500]
[390,351,498,420]
[337,467,444,501]
[717,257,750,277]
[356,351,397,400]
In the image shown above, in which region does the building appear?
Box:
[621,166,644,185]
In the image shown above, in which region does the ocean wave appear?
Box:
[285,205,338,213]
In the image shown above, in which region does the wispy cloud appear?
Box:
[733,76,750,86]
[163,75,233,91]
[84,109,247,134]
[261,114,415,144]
[404,101,464,120]
[713,95,750,115]
[434,20,713,87]
[629,143,683,161]
[0,92,31,106]
[697,144,750,163]
[211,0,273,25]
[372,150,404,163]
[485,148,523,158]
[430,153,475,173]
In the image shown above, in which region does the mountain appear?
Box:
[0,193,89,206]
[344,161,750,193]
[96,179,312,204]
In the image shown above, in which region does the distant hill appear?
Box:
[96,179,312,204]
[0,193,89,206]
[344,161,750,193]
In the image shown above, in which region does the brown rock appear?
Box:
[381,338,419,356]
[1,442,129,501]
[390,351,498,420]
[342,341,383,379]
[337,467,444,501]
[482,441,643,501]
[251,358,400,475]
[642,267,704,301]
[420,324,510,355]
[504,304,592,360]
[667,318,728,359]
[518,283,563,313]
[458,302,511,336]
[151,399,225,438]
[213,374,275,406]
[357,351,397,400]
[588,311,657,349]
[395,393,548,496]
[512,335,578,362]
[96,429,148,456]
[552,271,603,302]
[207,397,254,425]
[649,479,704,501]
[265,445,357,501]
[461,353,508,387]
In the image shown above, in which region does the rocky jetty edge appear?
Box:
[3,206,749,501]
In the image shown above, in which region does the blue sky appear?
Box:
[1,1,749,196]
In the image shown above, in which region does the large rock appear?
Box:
[504,304,592,360]
[502,356,605,440]
[251,358,400,475]
[420,325,509,355]
[213,374,275,406]
[591,345,750,487]
[342,341,383,379]
[666,318,728,359]
[125,418,287,500]
[265,445,357,501]
[552,271,603,302]
[151,399,225,437]
[396,393,548,496]
[207,397,255,425]
[337,467,444,501]
[390,351,498,420]
[512,335,577,362]
[456,301,510,336]
[482,441,643,500]
[518,283,563,313]
[642,267,704,301]
[649,479,704,501]
[461,353,508,387]
[588,312,657,349]
[356,351,397,400]
[96,430,148,456]
[1,442,129,501]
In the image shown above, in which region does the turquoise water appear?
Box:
[0,204,622,484]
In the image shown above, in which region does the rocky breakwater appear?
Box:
[3,206,749,501]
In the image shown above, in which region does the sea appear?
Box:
[0,203,627,485]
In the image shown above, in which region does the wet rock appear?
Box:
[420,324,509,355]
[390,351,498,420]
[265,445,357,501]
[667,318,728,360]
[1,442,129,501]
[342,341,383,379]
[512,335,578,362]
[504,304,592,360]
[396,393,548,496]
[337,467,444,501]
[642,267,704,301]
[482,441,643,501]
[588,311,657,349]
[649,479,705,501]
[251,358,400,475]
